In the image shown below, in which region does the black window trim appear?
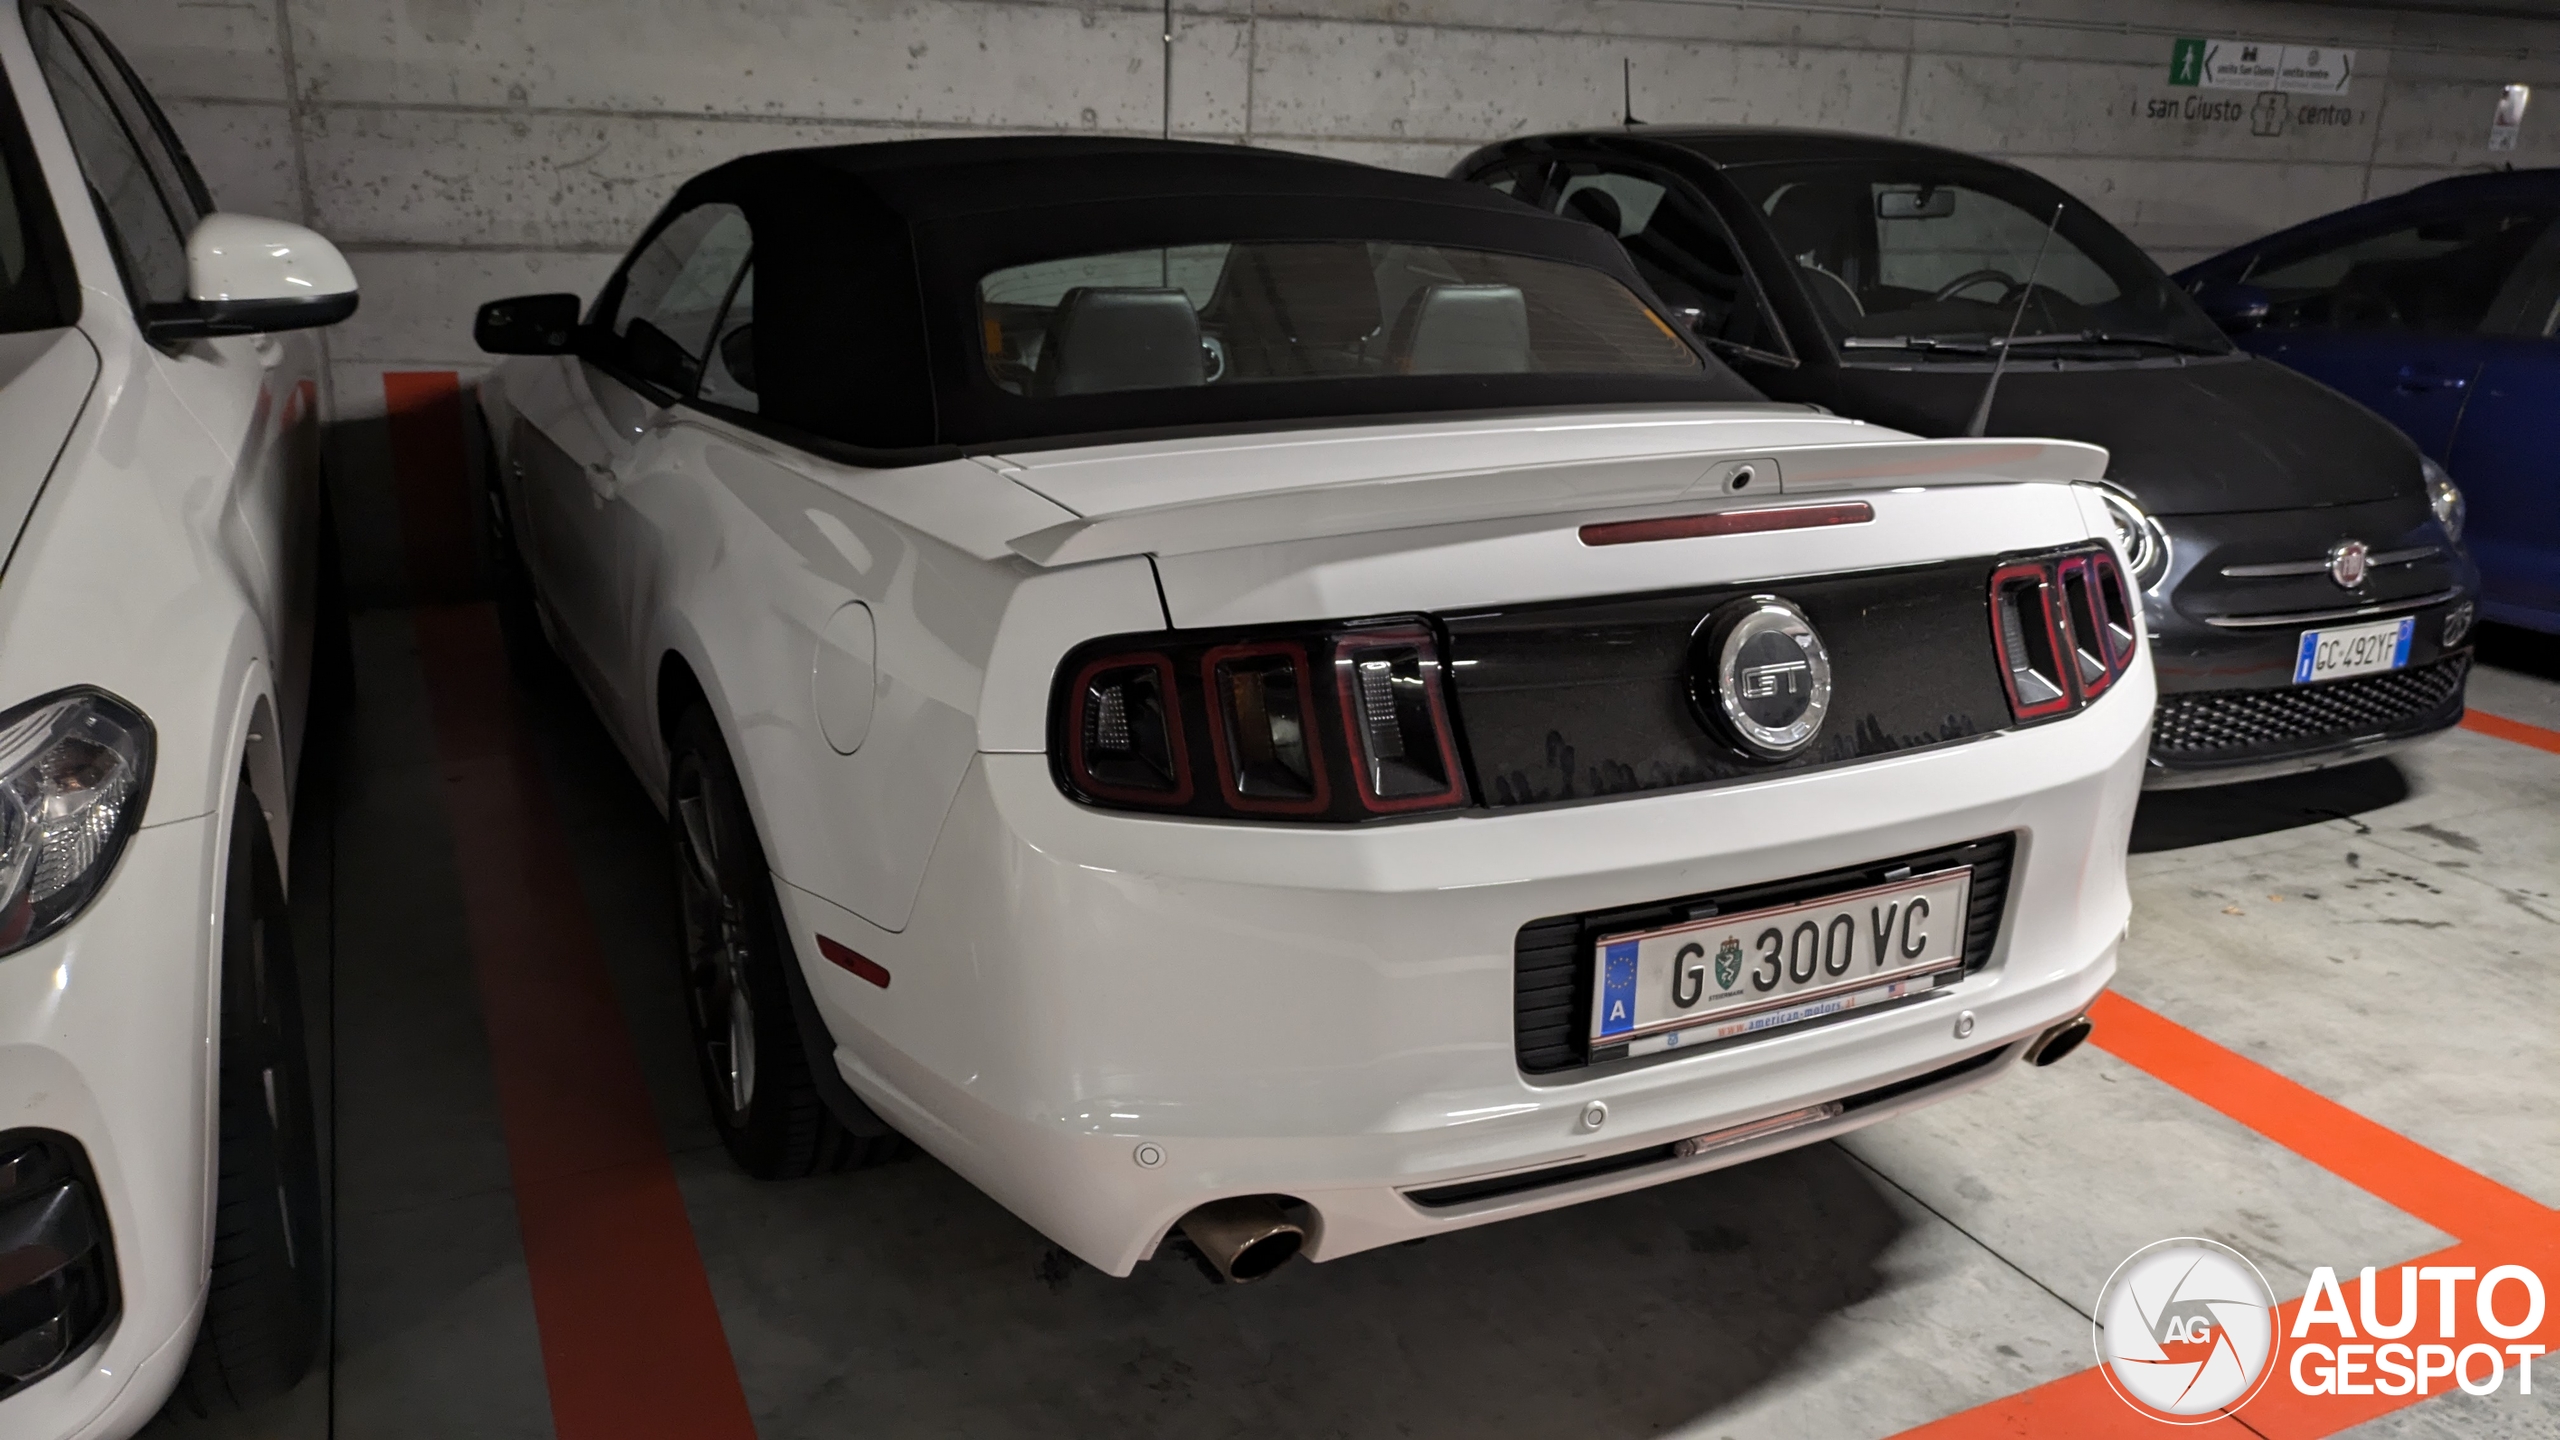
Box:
[578,197,753,410]
[1545,153,1801,371]
[0,32,81,331]
[1461,138,1840,368]
[34,2,213,215]
[687,247,754,409]
[21,0,212,323]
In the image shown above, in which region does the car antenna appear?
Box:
[1965,201,2065,438]
[1623,58,1642,127]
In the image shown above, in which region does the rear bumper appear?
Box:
[780,660,2150,1276]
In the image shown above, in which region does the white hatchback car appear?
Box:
[476,138,2142,1284]
[0,4,354,1435]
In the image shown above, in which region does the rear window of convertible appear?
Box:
[977,241,1702,397]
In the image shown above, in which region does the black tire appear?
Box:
[668,705,901,1178]
[173,787,325,1413]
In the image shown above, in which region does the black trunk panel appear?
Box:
[1442,559,2011,808]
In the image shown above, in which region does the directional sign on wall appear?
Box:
[2169,38,2359,95]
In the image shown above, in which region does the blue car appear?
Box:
[2179,171,2560,634]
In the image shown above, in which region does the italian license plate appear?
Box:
[1590,867,1972,1056]
[2293,616,2413,685]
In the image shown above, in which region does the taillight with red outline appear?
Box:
[2090,551,2140,673]
[1065,652,1192,805]
[1989,543,2140,724]
[1331,626,1465,813]
[1990,561,2073,720]
[1053,619,1472,823]
[2055,555,2113,699]
[1202,640,1330,815]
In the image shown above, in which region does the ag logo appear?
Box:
[2095,1238,2280,1422]
[1714,937,1744,990]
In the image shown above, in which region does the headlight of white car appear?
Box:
[2098,490,2171,590]
[2422,456,2465,543]
[0,689,154,956]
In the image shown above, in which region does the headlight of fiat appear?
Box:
[2098,490,2171,590]
[0,689,154,956]
[2423,456,2465,542]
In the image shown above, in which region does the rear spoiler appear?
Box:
[1005,436,2109,566]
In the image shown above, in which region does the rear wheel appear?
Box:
[172,787,325,1414]
[668,705,899,1178]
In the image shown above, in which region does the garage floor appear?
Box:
[143,425,2560,1439]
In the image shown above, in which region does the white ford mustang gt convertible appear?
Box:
[0,4,356,1435]
[475,137,2143,1284]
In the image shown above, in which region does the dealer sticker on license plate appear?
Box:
[1590,867,1972,1052]
[2293,616,2413,685]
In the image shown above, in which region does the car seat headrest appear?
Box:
[1395,284,1531,375]
[1039,287,1204,396]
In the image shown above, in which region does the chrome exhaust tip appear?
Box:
[2026,1013,2094,1067]
[1177,1196,1306,1284]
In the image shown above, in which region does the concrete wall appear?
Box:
[77,0,2560,413]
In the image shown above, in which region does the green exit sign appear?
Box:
[2170,37,2206,86]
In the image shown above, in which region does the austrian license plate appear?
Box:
[2293,616,2413,685]
[1590,868,1972,1056]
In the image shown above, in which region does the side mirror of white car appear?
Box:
[143,213,359,342]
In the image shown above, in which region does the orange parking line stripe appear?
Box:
[1891,1364,2261,1439]
[1891,995,2558,1440]
[2464,709,2560,755]
[388,375,758,1440]
[2085,991,2553,1241]
[381,371,482,605]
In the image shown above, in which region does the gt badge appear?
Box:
[1690,597,1833,760]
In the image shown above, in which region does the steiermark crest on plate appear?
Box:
[1714,936,1744,990]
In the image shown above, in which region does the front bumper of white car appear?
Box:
[0,815,220,1440]
[785,664,2150,1278]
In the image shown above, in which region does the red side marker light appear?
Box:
[818,934,890,989]
[1579,501,1873,548]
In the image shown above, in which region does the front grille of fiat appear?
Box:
[2151,655,2469,758]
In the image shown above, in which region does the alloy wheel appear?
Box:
[673,764,757,1123]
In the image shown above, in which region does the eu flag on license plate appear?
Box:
[1598,941,1640,1037]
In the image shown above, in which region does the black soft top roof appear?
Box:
[642,137,1757,462]
[769,135,1554,223]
